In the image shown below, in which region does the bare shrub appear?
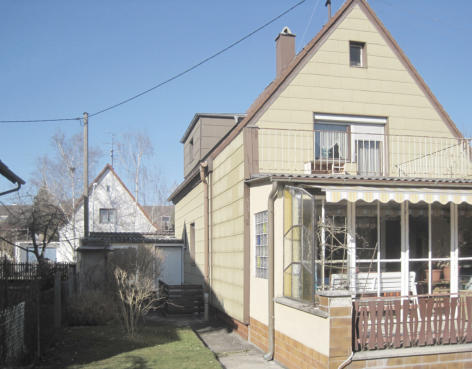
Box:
[108,246,162,336]
[67,290,117,326]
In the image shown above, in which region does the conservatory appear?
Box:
[282,185,472,302]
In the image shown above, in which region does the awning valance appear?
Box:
[321,186,472,205]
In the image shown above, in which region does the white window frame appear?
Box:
[255,211,268,279]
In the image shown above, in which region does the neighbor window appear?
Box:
[255,211,268,279]
[99,208,116,224]
[350,41,365,67]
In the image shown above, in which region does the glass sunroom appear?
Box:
[283,185,472,302]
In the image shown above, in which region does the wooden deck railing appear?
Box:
[353,294,472,351]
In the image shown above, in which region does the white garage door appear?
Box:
[158,246,182,285]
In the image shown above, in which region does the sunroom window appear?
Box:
[283,186,315,302]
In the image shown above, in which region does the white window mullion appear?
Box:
[451,203,458,293]
[347,201,356,295]
[401,202,409,297]
[321,199,326,291]
[428,204,432,295]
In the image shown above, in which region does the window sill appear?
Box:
[275,297,328,318]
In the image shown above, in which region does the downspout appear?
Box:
[264,181,281,361]
[200,162,210,320]
[0,181,22,197]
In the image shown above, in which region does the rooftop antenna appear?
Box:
[325,0,332,20]
[110,133,115,168]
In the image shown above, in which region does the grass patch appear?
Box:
[37,322,222,369]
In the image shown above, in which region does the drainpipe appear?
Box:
[0,181,22,197]
[200,162,210,320]
[264,181,281,361]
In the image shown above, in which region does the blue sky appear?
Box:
[1,0,471,199]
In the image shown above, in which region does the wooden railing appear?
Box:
[159,281,203,315]
[353,294,472,351]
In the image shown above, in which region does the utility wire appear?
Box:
[89,0,307,118]
[0,117,81,124]
[0,0,307,123]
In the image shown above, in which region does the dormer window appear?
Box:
[350,41,365,67]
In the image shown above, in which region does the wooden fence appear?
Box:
[353,294,472,351]
[159,281,203,315]
[0,262,74,281]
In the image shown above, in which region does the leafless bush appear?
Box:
[108,246,162,336]
[67,290,117,326]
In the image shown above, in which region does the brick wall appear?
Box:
[0,302,25,364]
[349,351,472,368]
[250,317,330,369]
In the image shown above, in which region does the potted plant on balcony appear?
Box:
[428,263,442,283]
[438,261,451,281]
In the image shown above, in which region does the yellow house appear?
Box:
[170,0,472,367]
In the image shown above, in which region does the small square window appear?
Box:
[99,208,117,224]
[350,41,365,67]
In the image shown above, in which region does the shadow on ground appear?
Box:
[35,319,180,369]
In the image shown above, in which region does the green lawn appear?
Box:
[37,322,222,369]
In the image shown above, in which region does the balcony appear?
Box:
[256,127,472,179]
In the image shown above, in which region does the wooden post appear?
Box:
[54,273,61,328]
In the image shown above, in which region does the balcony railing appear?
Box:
[256,127,472,179]
[353,294,472,352]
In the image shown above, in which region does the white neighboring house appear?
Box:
[58,164,158,262]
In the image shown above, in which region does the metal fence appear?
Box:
[256,127,472,179]
[0,262,76,366]
[0,261,74,281]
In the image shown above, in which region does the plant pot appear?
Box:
[443,266,451,281]
[430,269,441,283]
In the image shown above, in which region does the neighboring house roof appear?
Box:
[74,164,158,230]
[169,0,463,203]
[0,160,25,186]
[79,232,182,250]
[180,113,245,143]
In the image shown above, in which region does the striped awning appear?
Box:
[322,186,472,205]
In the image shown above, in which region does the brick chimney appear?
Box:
[275,26,296,77]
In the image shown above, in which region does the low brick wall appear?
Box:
[349,351,472,368]
[0,302,25,364]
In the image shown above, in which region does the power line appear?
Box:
[89,0,307,118]
[0,0,307,123]
[0,117,81,124]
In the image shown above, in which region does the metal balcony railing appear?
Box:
[256,127,472,179]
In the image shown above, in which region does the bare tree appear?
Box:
[116,132,153,206]
[32,130,102,255]
[108,245,162,336]
[0,188,67,266]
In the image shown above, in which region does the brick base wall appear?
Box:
[249,317,329,369]
[214,308,249,340]
[349,352,472,368]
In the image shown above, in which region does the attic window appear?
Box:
[350,41,365,67]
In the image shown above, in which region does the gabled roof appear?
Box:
[170,0,462,203]
[74,164,157,229]
[210,0,461,158]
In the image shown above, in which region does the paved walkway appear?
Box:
[148,314,284,369]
